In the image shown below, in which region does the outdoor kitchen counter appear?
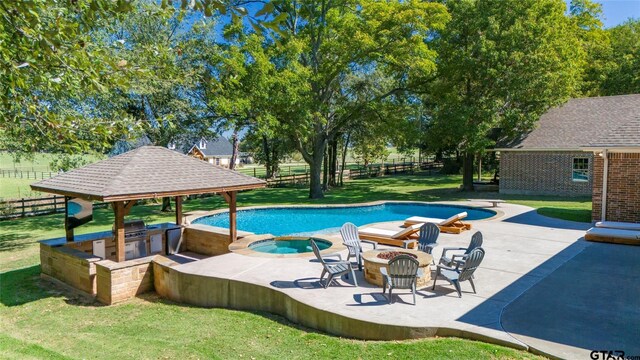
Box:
[39,222,181,247]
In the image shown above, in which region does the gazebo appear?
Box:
[31,146,266,262]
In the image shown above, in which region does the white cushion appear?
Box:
[595,221,640,231]
[358,228,397,237]
[405,211,467,226]
[586,227,640,240]
[359,224,422,239]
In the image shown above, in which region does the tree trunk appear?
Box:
[262,135,273,179]
[328,137,338,187]
[322,144,329,191]
[161,197,172,212]
[462,152,475,191]
[308,138,326,199]
[339,132,350,186]
[229,130,239,170]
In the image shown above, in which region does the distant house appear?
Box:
[495,94,640,222]
[185,137,240,168]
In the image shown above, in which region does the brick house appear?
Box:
[495,94,640,222]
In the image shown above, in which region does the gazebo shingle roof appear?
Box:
[31,146,266,201]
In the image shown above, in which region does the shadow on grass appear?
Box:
[0,265,102,307]
[0,265,51,306]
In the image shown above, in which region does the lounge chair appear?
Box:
[439,231,483,268]
[381,254,423,305]
[595,221,640,231]
[310,239,357,288]
[358,224,423,248]
[432,247,484,298]
[402,223,439,263]
[340,222,377,271]
[585,227,640,245]
[404,212,471,234]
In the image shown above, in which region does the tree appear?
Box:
[429,0,584,191]
[260,0,449,198]
[569,0,614,97]
[0,0,135,155]
[96,5,215,150]
[601,19,640,95]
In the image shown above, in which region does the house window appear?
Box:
[199,139,206,149]
[215,158,220,166]
[572,158,589,182]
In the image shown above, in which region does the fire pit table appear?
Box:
[362,249,432,287]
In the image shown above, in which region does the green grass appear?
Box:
[0,173,587,359]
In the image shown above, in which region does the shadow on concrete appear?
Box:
[501,209,592,231]
[270,274,357,290]
[456,239,640,356]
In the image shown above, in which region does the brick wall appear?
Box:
[96,257,155,305]
[500,151,593,196]
[592,152,640,222]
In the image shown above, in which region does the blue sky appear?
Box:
[566,0,640,27]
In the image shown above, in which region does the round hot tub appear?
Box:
[249,237,332,254]
[229,235,343,258]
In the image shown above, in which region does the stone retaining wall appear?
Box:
[40,243,102,295]
[183,225,233,256]
[151,257,526,350]
[96,257,155,305]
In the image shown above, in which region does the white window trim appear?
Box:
[199,139,206,149]
[572,157,589,182]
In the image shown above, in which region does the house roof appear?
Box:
[31,146,265,202]
[194,137,234,157]
[497,94,640,150]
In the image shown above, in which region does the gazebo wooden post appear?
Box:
[113,201,126,262]
[175,196,183,225]
[64,196,74,242]
[222,191,237,243]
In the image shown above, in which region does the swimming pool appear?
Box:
[193,202,495,236]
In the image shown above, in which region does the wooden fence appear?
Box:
[0,196,108,219]
[0,161,441,219]
[0,169,56,180]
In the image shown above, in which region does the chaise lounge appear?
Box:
[403,212,471,234]
[358,224,422,248]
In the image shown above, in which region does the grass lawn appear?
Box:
[0,173,584,359]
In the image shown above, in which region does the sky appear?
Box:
[567,0,640,27]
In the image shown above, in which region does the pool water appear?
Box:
[67,201,82,216]
[193,202,495,236]
[249,238,332,254]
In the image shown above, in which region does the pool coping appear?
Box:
[185,200,504,231]
[229,234,346,258]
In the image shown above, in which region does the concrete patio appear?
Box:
[153,202,639,359]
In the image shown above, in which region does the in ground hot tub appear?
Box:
[229,235,343,257]
[249,237,332,254]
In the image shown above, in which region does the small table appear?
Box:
[468,199,505,208]
[362,249,432,287]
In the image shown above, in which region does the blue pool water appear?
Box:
[67,202,81,216]
[249,238,332,254]
[193,203,495,236]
